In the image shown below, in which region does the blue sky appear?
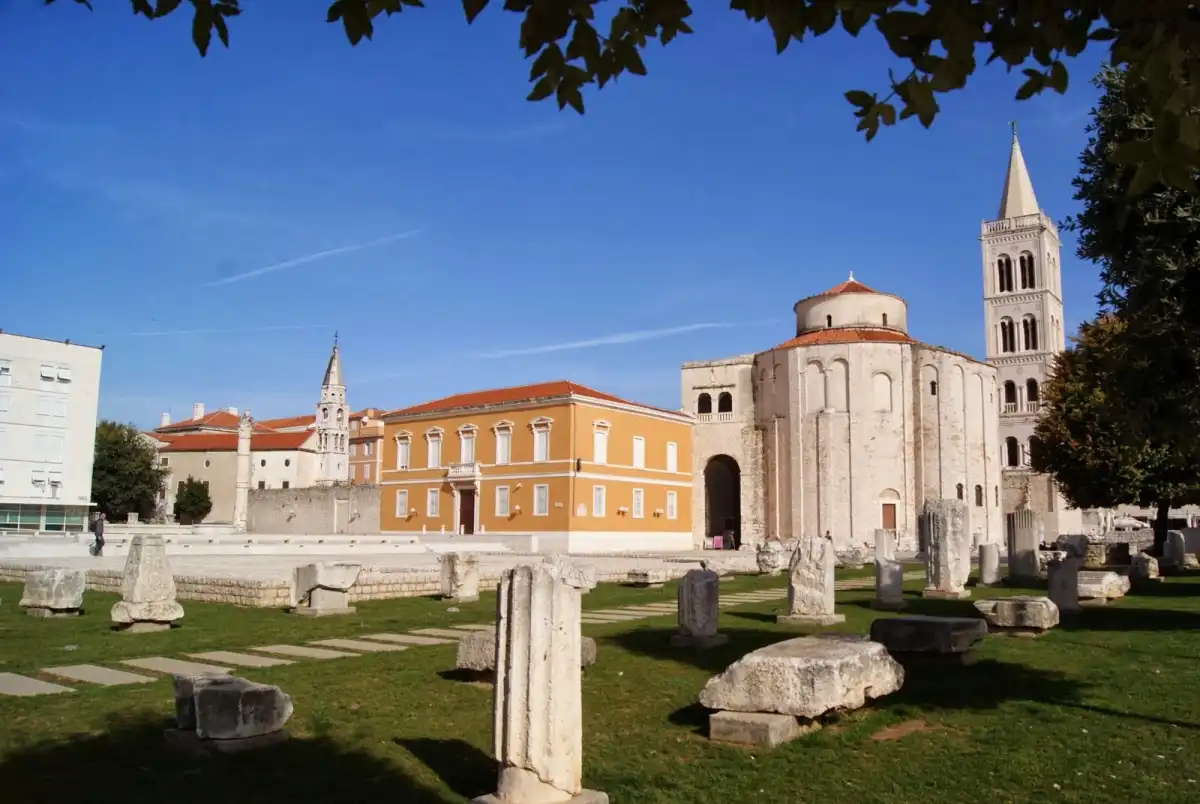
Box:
[0,2,1107,428]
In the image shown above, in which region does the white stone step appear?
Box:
[309,638,407,653]
[42,665,155,686]
[249,644,358,660]
[120,657,230,676]
[358,633,455,646]
[186,651,295,668]
[0,672,75,696]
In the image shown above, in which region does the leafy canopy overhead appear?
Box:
[48,0,1200,195]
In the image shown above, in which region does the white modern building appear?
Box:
[0,332,103,532]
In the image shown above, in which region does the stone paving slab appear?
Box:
[448,624,495,632]
[187,651,295,668]
[0,672,75,696]
[576,614,645,622]
[358,633,456,646]
[310,638,408,653]
[250,644,359,660]
[618,607,675,614]
[42,664,156,686]
[121,657,230,676]
[410,628,473,639]
[581,618,624,625]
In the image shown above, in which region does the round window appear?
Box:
[260,459,266,467]
[204,460,210,468]
[285,459,291,467]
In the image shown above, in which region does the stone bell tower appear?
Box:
[315,335,350,485]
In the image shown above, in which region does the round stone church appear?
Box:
[681,275,1004,553]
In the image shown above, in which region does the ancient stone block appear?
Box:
[698,635,904,719]
[874,529,895,562]
[672,568,727,648]
[1056,534,1089,559]
[1005,509,1039,582]
[978,543,1001,586]
[869,616,986,662]
[472,557,607,804]
[708,710,814,748]
[292,562,360,616]
[456,629,597,673]
[755,541,787,575]
[922,500,971,599]
[1047,556,1082,614]
[439,552,480,602]
[1077,570,1130,602]
[20,569,86,617]
[625,570,667,588]
[836,547,868,569]
[111,535,184,630]
[873,558,906,611]
[778,534,844,626]
[1130,553,1160,583]
[193,677,294,740]
[973,596,1059,635]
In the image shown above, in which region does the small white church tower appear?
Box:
[314,335,350,485]
[980,124,1081,535]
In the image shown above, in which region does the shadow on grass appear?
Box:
[727,611,776,624]
[842,596,980,618]
[394,737,495,800]
[605,627,789,674]
[0,712,456,804]
[1126,579,1200,598]
[882,659,1085,715]
[1056,605,1200,632]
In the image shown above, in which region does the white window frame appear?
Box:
[531,417,553,462]
[666,490,678,520]
[0,360,10,386]
[56,367,71,382]
[0,393,8,412]
[666,441,678,473]
[632,488,645,519]
[593,421,609,466]
[395,434,411,470]
[494,422,513,465]
[426,428,443,469]
[533,483,550,516]
[39,365,54,380]
[395,489,409,518]
[632,436,645,469]
[54,398,66,418]
[459,425,477,464]
[592,485,606,518]
[495,485,511,517]
[426,487,439,517]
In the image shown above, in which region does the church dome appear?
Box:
[792,273,908,337]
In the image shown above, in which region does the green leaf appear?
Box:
[191,0,214,56]
[879,103,896,126]
[213,12,230,47]
[844,89,873,108]
[556,81,585,114]
[1047,60,1069,94]
[461,0,488,24]
[153,0,184,18]
[1127,159,1160,197]
[526,75,555,102]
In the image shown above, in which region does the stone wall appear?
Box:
[0,563,291,607]
[247,484,381,535]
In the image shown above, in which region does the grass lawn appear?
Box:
[1,569,1199,804]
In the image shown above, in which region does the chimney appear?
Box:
[227,406,238,415]
[192,402,205,421]
[160,412,170,428]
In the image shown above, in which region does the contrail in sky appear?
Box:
[476,322,737,359]
[204,228,425,287]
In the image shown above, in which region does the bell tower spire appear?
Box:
[997,125,1041,219]
[315,336,349,484]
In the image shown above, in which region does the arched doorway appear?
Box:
[704,455,741,549]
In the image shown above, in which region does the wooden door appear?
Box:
[459,490,476,535]
[881,503,897,531]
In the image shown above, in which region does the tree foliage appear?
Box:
[91,421,167,522]
[173,476,213,525]
[46,0,1200,194]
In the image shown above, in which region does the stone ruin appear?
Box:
[755,540,788,575]
[440,552,480,603]
[111,534,184,633]
[1005,509,1039,583]
[291,562,361,617]
[922,499,971,599]
[836,546,868,569]
[1077,570,1130,605]
[973,596,1059,637]
[1046,555,1082,615]
[471,557,607,804]
[873,558,906,611]
[671,567,728,649]
[625,569,667,589]
[869,616,987,666]
[20,568,86,617]
[1130,553,1160,584]
[977,543,1001,586]
[457,629,598,676]
[778,533,844,627]
[698,635,904,748]
[166,673,293,755]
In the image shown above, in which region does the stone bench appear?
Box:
[698,635,904,748]
[869,616,987,666]
[973,596,1059,637]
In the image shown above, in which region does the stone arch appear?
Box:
[717,392,733,413]
[1026,378,1040,407]
[1022,315,1039,351]
[697,393,712,415]
[974,484,984,506]
[828,358,850,411]
[878,488,900,531]
[1003,380,1017,409]
[805,360,825,413]
[999,318,1016,353]
[997,254,1014,292]
[704,455,741,549]
[872,372,893,412]
[1005,436,1020,467]
[1019,251,1036,289]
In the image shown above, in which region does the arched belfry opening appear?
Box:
[704,454,741,549]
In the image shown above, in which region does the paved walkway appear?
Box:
[0,572,921,697]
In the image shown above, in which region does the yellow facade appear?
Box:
[378,385,693,551]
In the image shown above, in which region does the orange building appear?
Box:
[379,381,694,553]
[349,408,385,485]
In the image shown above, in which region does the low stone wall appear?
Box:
[0,563,291,608]
[248,485,381,535]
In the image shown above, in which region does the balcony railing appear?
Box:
[696,412,736,423]
[1025,401,1041,413]
[1003,403,1017,414]
[447,462,481,480]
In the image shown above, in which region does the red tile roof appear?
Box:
[385,380,679,418]
[159,431,314,453]
[257,414,315,431]
[770,328,914,351]
[818,278,880,296]
[155,410,241,433]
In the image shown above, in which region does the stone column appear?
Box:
[440,552,480,603]
[777,533,844,626]
[232,411,252,533]
[873,558,906,610]
[978,543,1001,586]
[111,534,185,632]
[473,558,607,804]
[874,528,894,562]
[1047,555,1082,614]
[922,500,971,599]
[1006,509,1039,582]
[671,568,727,648]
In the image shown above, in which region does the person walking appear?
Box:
[91,512,106,557]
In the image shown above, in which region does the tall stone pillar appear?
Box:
[1005,508,1039,582]
[232,411,252,533]
[473,558,607,804]
[777,533,844,626]
[921,499,971,599]
[874,528,894,561]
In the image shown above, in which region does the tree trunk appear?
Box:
[1153,500,1171,556]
